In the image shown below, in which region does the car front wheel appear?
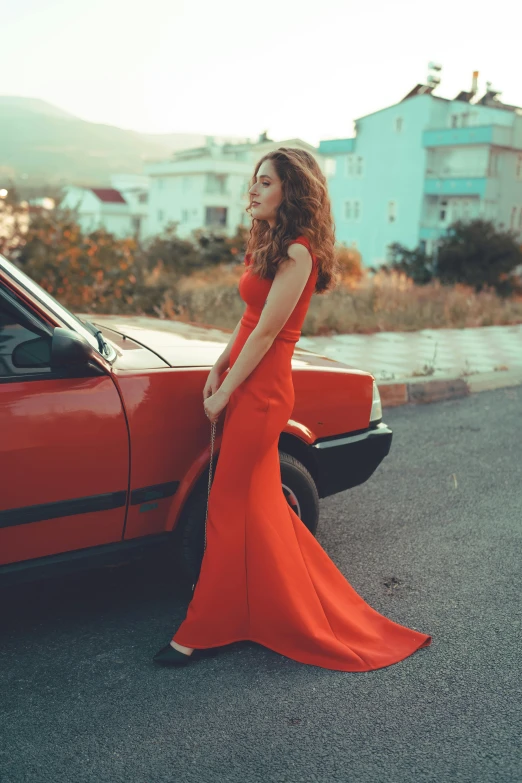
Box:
[173,451,320,586]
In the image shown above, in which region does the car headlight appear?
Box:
[370,380,382,424]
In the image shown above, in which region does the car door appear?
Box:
[0,282,129,566]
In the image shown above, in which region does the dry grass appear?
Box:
[151,264,522,334]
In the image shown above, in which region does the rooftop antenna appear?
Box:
[485,81,502,100]
[427,61,442,91]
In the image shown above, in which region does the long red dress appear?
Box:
[172,235,432,671]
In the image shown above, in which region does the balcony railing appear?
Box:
[425,168,490,179]
[424,177,487,196]
[423,125,516,149]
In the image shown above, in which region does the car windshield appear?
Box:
[0,253,110,357]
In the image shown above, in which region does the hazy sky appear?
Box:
[1,0,520,145]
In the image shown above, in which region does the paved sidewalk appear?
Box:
[299,323,522,407]
[298,323,522,382]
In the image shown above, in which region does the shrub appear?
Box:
[14,212,146,314]
[436,219,522,296]
[334,243,365,285]
[384,242,436,285]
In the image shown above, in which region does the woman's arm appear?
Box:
[213,315,244,375]
[218,243,312,399]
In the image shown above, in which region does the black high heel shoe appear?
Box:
[153,643,194,666]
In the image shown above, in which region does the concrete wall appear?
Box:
[323,94,434,264]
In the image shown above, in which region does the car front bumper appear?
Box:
[311,422,393,498]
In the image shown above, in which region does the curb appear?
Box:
[378,368,522,409]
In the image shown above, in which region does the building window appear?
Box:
[138,192,148,204]
[510,206,517,230]
[181,209,189,223]
[324,157,337,177]
[449,113,470,129]
[395,117,403,133]
[345,155,362,178]
[205,206,227,227]
[516,154,522,180]
[387,201,396,223]
[489,153,500,177]
[439,200,448,222]
[206,174,228,194]
[344,200,361,222]
[157,210,164,222]
[450,200,462,222]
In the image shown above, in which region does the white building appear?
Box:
[109,174,149,237]
[59,175,150,240]
[144,134,323,239]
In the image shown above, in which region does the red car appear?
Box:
[0,253,392,586]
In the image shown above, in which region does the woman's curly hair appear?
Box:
[244,147,338,294]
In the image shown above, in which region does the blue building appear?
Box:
[319,79,522,266]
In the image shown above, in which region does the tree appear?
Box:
[190,224,249,266]
[383,242,436,285]
[143,223,249,277]
[143,222,201,276]
[436,219,522,296]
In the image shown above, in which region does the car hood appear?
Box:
[85,314,365,374]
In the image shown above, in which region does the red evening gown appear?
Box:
[172,235,431,671]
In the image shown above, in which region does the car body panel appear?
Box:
[93,324,169,371]
[111,367,213,540]
[0,375,129,564]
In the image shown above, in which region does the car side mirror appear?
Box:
[50,327,97,368]
[11,336,52,368]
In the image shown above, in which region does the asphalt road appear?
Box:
[1,386,521,783]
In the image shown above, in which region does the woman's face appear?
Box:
[248,159,283,227]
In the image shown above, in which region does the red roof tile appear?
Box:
[90,188,127,204]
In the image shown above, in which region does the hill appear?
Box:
[0,97,232,189]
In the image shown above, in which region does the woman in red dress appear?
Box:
[154,148,431,670]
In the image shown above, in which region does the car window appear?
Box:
[0,288,53,379]
[0,253,99,352]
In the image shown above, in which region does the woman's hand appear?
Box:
[203,388,230,423]
[203,366,229,423]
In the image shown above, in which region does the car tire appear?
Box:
[173,450,320,587]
